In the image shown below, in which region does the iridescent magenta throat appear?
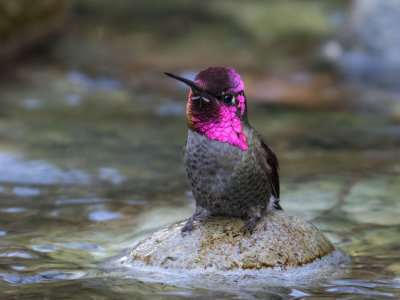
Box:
[187,67,248,150]
[187,95,248,151]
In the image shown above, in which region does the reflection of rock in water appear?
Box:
[325,0,400,89]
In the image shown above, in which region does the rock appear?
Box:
[129,210,337,271]
[0,0,69,62]
[325,0,400,89]
[247,73,340,108]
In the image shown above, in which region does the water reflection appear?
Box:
[88,210,123,222]
[0,207,27,213]
[0,252,33,259]
[98,167,125,185]
[67,70,121,91]
[31,245,59,253]
[55,198,108,206]
[56,243,103,251]
[326,286,394,297]
[155,102,186,117]
[20,98,43,110]
[0,81,399,297]
[0,152,91,185]
[0,270,86,285]
[13,187,41,197]
[0,83,399,298]
[64,94,82,107]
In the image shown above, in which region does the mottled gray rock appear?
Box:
[130,211,336,271]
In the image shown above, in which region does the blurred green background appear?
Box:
[0,0,399,298]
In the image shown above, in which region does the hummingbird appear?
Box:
[165,67,281,235]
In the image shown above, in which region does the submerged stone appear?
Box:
[130,211,339,271]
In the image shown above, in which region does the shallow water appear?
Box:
[0,66,399,299]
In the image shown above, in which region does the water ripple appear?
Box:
[0,270,85,285]
[0,252,33,258]
[67,70,120,91]
[13,186,41,197]
[88,210,123,222]
[11,266,26,271]
[0,207,27,213]
[155,102,186,117]
[0,152,92,185]
[55,198,108,206]
[326,286,393,297]
[31,245,59,253]
[56,242,103,251]
[20,98,43,110]
[98,167,125,185]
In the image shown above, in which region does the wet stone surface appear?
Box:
[130,211,337,271]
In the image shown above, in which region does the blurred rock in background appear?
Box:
[0,0,69,63]
[2,0,400,115]
[324,0,400,90]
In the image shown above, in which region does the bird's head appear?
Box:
[165,67,248,150]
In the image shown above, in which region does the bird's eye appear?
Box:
[223,94,235,104]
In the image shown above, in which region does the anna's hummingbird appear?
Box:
[165,67,281,235]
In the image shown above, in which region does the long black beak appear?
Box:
[164,72,218,99]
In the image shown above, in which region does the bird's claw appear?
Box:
[181,220,194,236]
[241,219,258,236]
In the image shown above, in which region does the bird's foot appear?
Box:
[181,218,194,236]
[181,206,207,236]
[241,216,261,236]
